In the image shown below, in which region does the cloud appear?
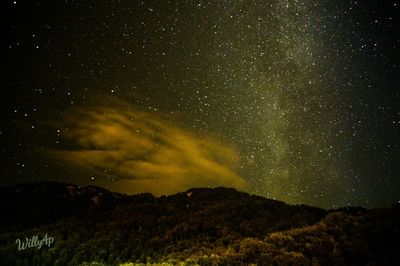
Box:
[49,98,248,195]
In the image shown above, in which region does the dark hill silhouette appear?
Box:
[0,182,123,233]
[0,182,399,265]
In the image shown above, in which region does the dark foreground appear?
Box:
[0,182,399,265]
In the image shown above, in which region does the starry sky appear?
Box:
[1,0,399,208]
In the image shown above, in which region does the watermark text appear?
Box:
[15,233,54,251]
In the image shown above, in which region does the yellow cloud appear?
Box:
[49,98,248,195]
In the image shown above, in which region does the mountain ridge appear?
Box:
[0,182,399,265]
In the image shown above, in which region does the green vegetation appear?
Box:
[0,182,399,265]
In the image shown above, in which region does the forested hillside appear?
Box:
[0,182,399,265]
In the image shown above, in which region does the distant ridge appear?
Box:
[0,182,399,265]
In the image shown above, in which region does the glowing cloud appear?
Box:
[49,98,248,195]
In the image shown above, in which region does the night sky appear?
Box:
[1,0,399,208]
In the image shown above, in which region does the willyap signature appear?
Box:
[15,233,54,251]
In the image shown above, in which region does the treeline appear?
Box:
[0,182,399,265]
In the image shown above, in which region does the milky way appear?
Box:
[2,0,399,208]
